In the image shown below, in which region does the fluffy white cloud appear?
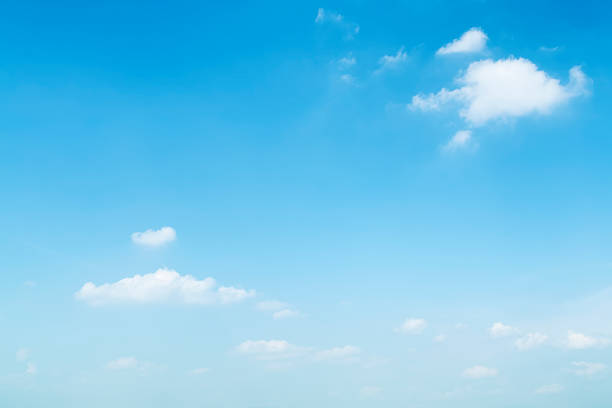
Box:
[489,322,518,338]
[515,333,548,351]
[376,47,408,74]
[75,268,255,306]
[437,28,488,55]
[462,365,498,379]
[410,58,589,126]
[535,384,563,395]
[396,318,426,334]
[566,330,610,349]
[571,361,606,376]
[131,226,176,247]
[442,130,475,152]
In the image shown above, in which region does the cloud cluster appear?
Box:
[566,331,610,349]
[571,361,606,376]
[411,58,588,126]
[75,268,255,306]
[376,47,408,74]
[489,322,518,338]
[437,28,488,55]
[515,333,548,351]
[131,226,176,247]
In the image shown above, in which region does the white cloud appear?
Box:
[566,330,610,349]
[189,367,210,375]
[131,226,176,247]
[25,363,37,375]
[462,365,498,379]
[235,340,308,361]
[338,55,356,70]
[437,28,488,55]
[442,130,476,152]
[396,318,426,334]
[16,348,29,362]
[360,386,382,398]
[315,8,359,39]
[515,333,548,351]
[489,322,518,338]
[410,58,589,126]
[75,268,255,306]
[107,357,139,370]
[236,341,361,364]
[340,74,355,84]
[314,345,361,362]
[571,362,606,376]
[535,384,563,395]
[273,309,300,320]
[376,47,408,74]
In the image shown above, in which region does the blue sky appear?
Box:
[1,1,612,407]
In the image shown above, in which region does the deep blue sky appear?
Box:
[1,1,611,407]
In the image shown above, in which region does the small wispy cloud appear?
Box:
[375,47,408,74]
[571,361,606,376]
[395,318,426,334]
[489,322,519,338]
[515,332,548,351]
[437,28,488,55]
[462,365,498,379]
[131,226,176,247]
[442,130,477,153]
[566,330,610,349]
[315,8,360,39]
[535,384,563,395]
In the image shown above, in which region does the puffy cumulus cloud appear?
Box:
[571,361,606,376]
[395,318,426,334]
[375,47,408,74]
[236,341,361,364]
[515,333,548,351]
[566,330,610,349]
[410,58,589,126]
[489,322,519,338]
[442,130,476,152]
[462,365,498,379]
[535,384,563,395]
[75,268,254,306]
[315,8,359,39]
[131,226,176,247]
[437,28,488,55]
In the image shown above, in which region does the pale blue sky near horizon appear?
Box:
[1,1,612,407]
